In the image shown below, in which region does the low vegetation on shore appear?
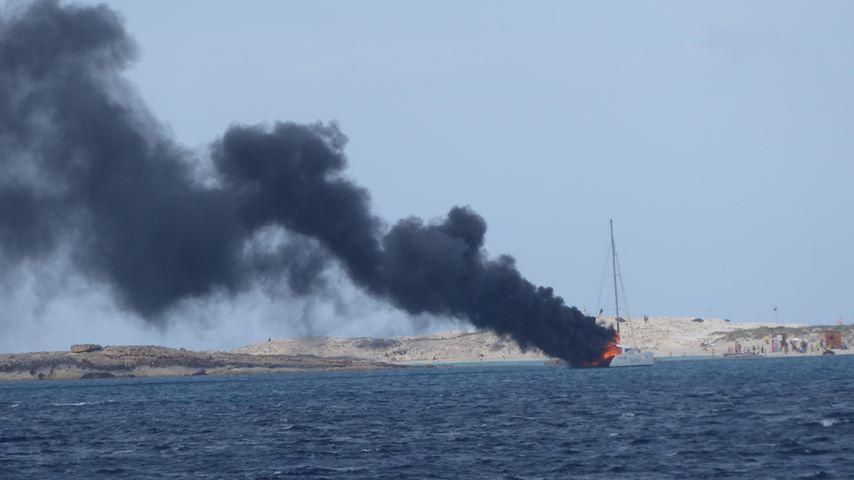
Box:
[0,345,400,381]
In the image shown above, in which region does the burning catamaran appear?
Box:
[582,220,654,368]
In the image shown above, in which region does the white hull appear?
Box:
[597,220,654,369]
[609,350,654,367]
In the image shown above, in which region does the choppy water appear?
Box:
[1,356,853,479]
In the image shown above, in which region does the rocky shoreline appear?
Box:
[0,345,402,381]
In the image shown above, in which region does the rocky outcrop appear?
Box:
[80,372,115,379]
[233,331,546,362]
[70,344,103,353]
[0,345,401,381]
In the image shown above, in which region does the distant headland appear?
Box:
[1,317,850,381]
[0,345,401,381]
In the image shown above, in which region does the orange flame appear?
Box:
[573,330,621,368]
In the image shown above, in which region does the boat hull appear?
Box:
[609,350,654,367]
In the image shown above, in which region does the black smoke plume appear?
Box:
[0,1,614,364]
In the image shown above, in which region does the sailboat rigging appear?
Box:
[599,220,654,368]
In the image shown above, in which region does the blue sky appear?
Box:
[93,0,854,326]
[3,0,852,355]
[4,0,854,353]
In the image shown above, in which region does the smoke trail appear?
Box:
[0,1,613,364]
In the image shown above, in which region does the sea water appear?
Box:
[1,356,852,479]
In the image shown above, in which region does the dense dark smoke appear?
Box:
[0,0,613,364]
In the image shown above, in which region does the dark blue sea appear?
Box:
[1,356,853,479]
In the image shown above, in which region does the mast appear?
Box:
[610,219,620,333]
